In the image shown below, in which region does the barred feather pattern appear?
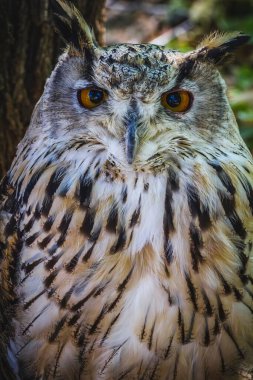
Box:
[1,125,253,379]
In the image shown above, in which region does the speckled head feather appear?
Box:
[0,1,253,379]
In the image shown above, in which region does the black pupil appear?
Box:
[166,92,181,107]
[89,89,104,104]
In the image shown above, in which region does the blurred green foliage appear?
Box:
[229,66,253,151]
[166,0,253,151]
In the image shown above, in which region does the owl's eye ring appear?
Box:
[78,87,108,109]
[161,90,192,113]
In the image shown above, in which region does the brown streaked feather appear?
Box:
[0,178,22,379]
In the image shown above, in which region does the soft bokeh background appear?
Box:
[105,0,253,152]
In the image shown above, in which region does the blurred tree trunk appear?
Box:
[0,0,106,178]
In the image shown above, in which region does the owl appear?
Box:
[0,0,253,379]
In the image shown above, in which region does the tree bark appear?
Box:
[0,0,106,178]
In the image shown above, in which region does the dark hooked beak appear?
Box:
[125,111,139,165]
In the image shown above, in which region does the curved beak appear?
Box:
[125,111,139,164]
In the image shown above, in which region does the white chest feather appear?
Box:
[8,148,253,379]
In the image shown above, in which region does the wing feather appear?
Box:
[0,175,21,380]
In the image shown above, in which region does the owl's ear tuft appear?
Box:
[195,32,250,65]
[51,0,98,57]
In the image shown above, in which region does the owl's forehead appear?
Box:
[93,44,182,96]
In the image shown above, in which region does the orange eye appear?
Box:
[78,87,107,109]
[161,90,192,112]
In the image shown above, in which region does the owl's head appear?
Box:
[36,0,250,173]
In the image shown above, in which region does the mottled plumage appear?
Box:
[0,1,253,379]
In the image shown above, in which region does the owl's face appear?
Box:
[37,2,249,174]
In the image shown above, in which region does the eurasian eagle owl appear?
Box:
[0,1,252,379]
